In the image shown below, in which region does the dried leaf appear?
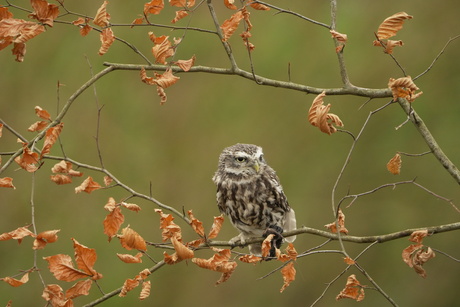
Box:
[249,0,270,10]
[280,262,296,293]
[0,122,3,137]
[72,17,92,36]
[344,257,355,265]
[261,234,275,258]
[121,202,141,212]
[224,0,237,10]
[173,55,196,71]
[239,254,262,264]
[72,238,102,280]
[155,209,182,241]
[28,120,48,132]
[376,12,413,40]
[0,177,15,189]
[75,176,101,194]
[325,209,348,234]
[117,252,143,264]
[14,143,39,172]
[308,91,344,135]
[402,244,435,278]
[144,0,165,16]
[409,229,429,244]
[119,226,147,251]
[34,106,51,120]
[192,248,237,285]
[0,18,45,61]
[330,30,347,43]
[220,10,244,42]
[388,76,422,103]
[41,123,64,158]
[98,27,115,55]
[387,153,402,175]
[188,210,205,237]
[104,197,117,212]
[50,174,72,185]
[140,67,180,105]
[93,1,110,27]
[43,254,91,282]
[103,175,113,186]
[139,280,151,300]
[374,39,404,54]
[28,0,59,27]
[0,225,35,243]
[65,279,92,299]
[336,274,365,301]
[208,214,224,239]
[42,284,70,307]
[150,35,175,64]
[119,278,140,297]
[103,206,124,240]
[172,10,188,23]
[0,7,13,20]
[1,273,29,287]
[131,16,144,27]
[33,229,60,250]
[164,236,194,264]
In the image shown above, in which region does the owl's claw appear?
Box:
[229,233,246,248]
[263,225,284,258]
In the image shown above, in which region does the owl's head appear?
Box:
[217,143,266,178]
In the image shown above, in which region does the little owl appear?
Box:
[213,143,296,257]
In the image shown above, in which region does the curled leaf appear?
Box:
[93,1,110,27]
[336,274,365,302]
[144,0,165,16]
[0,177,15,189]
[280,262,296,293]
[28,0,59,27]
[388,76,423,103]
[119,226,147,251]
[41,123,64,158]
[103,206,124,240]
[75,176,101,194]
[117,252,143,264]
[308,91,344,135]
[220,10,244,42]
[98,27,115,55]
[376,12,413,40]
[173,55,196,72]
[192,248,237,285]
[188,210,205,237]
[325,209,348,234]
[1,273,29,287]
[387,153,402,175]
[139,280,151,300]
[33,229,60,250]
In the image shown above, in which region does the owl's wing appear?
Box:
[284,208,297,243]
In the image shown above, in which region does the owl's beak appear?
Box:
[252,161,260,173]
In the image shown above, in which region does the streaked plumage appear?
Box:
[213,143,296,256]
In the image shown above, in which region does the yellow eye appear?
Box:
[235,156,247,162]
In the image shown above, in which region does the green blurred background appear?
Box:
[1,0,459,306]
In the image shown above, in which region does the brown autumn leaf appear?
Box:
[65,279,92,300]
[188,210,205,237]
[308,91,344,135]
[388,76,423,103]
[330,30,347,43]
[50,174,72,185]
[248,0,270,10]
[131,16,144,27]
[0,7,13,20]
[239,254,262,264]
[140,67,180,104]
[150,34,175,64]
[117,252,143,264]
[121,202,141,212]
[93,1,110,27]
[1,273,29,287]
[373,39,404,54]
[387,153,402,175]
[155,208,182,241]
[14,142,39,172]
[220,10,244,42]
[103,175,113,186]
[409,229,429,244]
[42,284,73,307]
[0,122,3,137]
[144,0,165,16]
[173,55,196,71]
[0,225,35,243]
[402,244,436,278]
[28,120,48,132]
[75,176,102,194]
[376,12,413,40]
[33,229,60,250]
[192,248,237,285]
[44,254,91,282]
[34,105,51,120]
[51,160,83,178]
[336,274,365,302]
[72,17,92,36]
[72,238,103,280]
[261,234,276,258]
[119,226,147,251]
[325,209,348,234]
[119,269,151,297]
[0,177,15,189]
[104,197,117,212]
[172,10,188,23]
[280,262,296,293]
[28,0,59,27]
[344,257,356,265]
[164,236,195,264]
[277,243,298,262]
[0,18,45,62]
[224,0,237,10]
[41,123,64,158]
[139,280,151,300]
[98,27,115,55]
[208,214,224,239]
[103,206,124,240]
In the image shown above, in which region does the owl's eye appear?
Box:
[235,156,247,162]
